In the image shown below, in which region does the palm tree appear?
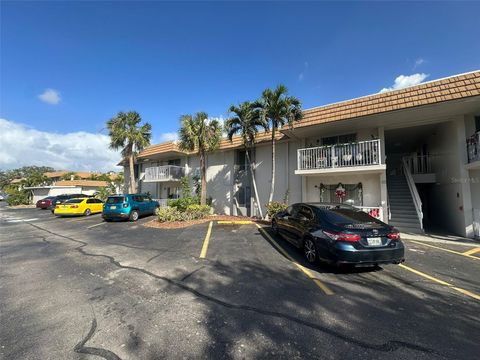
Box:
[259,85,303,209]
[107,111,152,193]
[178,112,222,205]
[225,101,268,218]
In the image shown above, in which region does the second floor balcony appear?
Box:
[296,139,383,174]
[143,165,185,182]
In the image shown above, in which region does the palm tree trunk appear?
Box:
[246,148,263,219]
[129,152,136,193]
[200,150,207,205]
[268,126,276,205]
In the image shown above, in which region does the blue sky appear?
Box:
[1,1,479,171]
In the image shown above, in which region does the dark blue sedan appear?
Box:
[272,203,405,267]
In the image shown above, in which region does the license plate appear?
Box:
[367,237,382,246]
[110,205,116,209]
[62,205,67,208]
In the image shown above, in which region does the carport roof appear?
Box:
[128,70,480,162]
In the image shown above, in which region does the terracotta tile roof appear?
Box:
[298,70,480,129]
[44,171,94,179]
[55,180,108,187]
[132,70,480,159]
[137,141,191,159]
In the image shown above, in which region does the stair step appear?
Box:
[390,208,417,213]
[390,221,421,228]
[392,212,418,221]
[395,226,424,234]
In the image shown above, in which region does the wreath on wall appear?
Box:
[315,182,363,204]
[335,183,346,199]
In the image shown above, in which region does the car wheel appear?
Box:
[271,219,279,234]
[303,238,317,263]
[84,208,91,216]
[129,210,139,222]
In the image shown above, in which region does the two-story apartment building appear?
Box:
[124,70,480,238]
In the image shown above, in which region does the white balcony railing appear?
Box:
[467,132,480,163]
[402,155,435,174]
[297,139,381,171]
[144,165,185,182]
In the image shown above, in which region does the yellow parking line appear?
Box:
[255,224,334,296]
[405,240,480,261]
[217,220,253,225]
[199,221,213,259]
[463,247,480,256]
[399,264,480,301]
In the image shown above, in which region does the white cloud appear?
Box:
[159,132,178,142]
[413,58,425,69]
[0,119,122,172]
[379,73,429,93]
[298,61,309,82]
[38,88,61,105]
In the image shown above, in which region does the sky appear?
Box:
[1,1,480,172]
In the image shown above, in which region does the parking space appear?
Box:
[1,205,479,359]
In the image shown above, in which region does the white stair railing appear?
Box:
[402,157,423,230]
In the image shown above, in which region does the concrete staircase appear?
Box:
[387,175,423,233]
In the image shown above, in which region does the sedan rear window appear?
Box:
[107,197,125,204]
[321,209,378,225]
[64,199,84,204]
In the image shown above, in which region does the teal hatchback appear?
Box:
[102,194,159,221]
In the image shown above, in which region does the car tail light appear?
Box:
[323,230,361,242]
[123,203,128,208]
[71,205,78,208]
[387,232,401,240]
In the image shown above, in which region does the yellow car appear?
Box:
[54,197,104,217]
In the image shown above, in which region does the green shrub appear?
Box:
[266,201,288,218]
[157,204,212,222]
[6,190,30,206]
[157,207,182,222]
[167,176,200,211]
[186,204,211,218]
[167,197,196,211]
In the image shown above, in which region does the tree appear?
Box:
[258,85,303,210]
[178,112,222,205]
[62,172,80,180]
[0,166,54,190]
[225,101,268,218]
[107,111,152,193]
[94,184,116,201]
[22,170,51,187]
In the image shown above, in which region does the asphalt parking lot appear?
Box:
[1,203,479,360]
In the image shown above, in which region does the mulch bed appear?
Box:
[143,215,270,229]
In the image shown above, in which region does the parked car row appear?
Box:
[36,193,159,221]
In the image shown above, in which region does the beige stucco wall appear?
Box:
[425,117,473,237]
[253,140,303,216]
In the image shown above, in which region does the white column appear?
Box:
[380,171,388,223]
[378,126,386,165]
[455,116,474,237]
